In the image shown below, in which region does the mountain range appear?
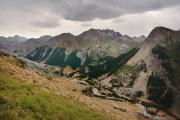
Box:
[0,35,27,52]
[0,29,145,56]
[24,29,144,69]
[0,27,179,119]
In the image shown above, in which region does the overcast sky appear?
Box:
[0,0,180,38]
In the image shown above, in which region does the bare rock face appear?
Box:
[126,27,180,117]
[128,27,178,65]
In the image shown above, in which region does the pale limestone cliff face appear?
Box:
[126,27,180,117]
[128,27,173,65]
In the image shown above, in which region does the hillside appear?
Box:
[46,27,180,119]
[25,46,139,77]
[0,27,179,120]
[128,27,180,117]
[0,52,109,120]
[0,51,158,120]
[112,27,180,118]
[24,27,180,119]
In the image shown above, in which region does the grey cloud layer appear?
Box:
[0,0,180,22]
[50,0,180,21]
[0,0,179,37]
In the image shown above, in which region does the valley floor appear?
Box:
[0,53,175,120]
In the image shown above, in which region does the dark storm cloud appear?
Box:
[47,0,180,21]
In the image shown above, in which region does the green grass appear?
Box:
[0,71,108,120]
[116,65,135,73]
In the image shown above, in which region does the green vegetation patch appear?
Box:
[81,48,139,78]
[65,50,81,69]
[152,44,180,88]
[26,47,46,62]
[0,71,108,120]
[167,42,180,87]
[46,47,66,67]
[147,75,173,108]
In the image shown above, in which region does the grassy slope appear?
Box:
[0,58,107,120]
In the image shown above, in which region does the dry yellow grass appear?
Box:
[0,55,151,120]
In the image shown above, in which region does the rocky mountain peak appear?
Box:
[150,26,174,34]
[80,28,122,39]
[7,35,27,43]
[80,28,101,38]
[103,29,122,38]
[58,33,74,38]
[39,35,52,40]
[51,33,75,42]
[146,26,178,45]
[128,27,179,65]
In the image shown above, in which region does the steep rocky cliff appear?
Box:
[110,27,180,117]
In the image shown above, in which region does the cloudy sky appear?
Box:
[0,0,180,38]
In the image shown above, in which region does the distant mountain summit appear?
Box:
[47,28,137,49]
[19,35,52,54]
[79,28,122,40]
[0,29,145,56]
[0,35,27,52]
[8,35,27,42]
